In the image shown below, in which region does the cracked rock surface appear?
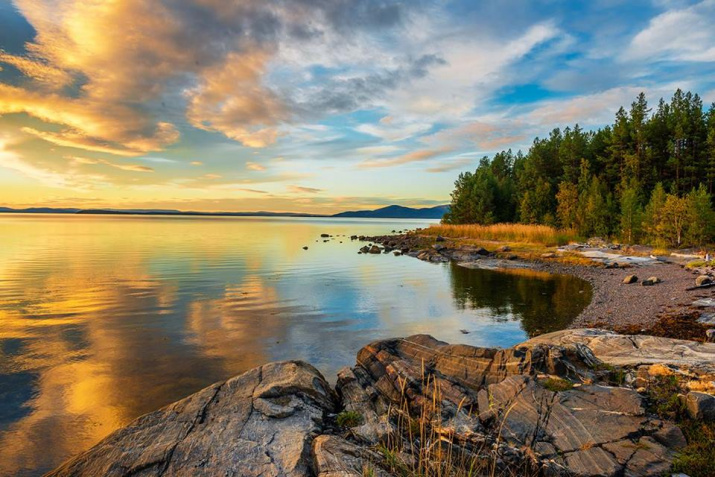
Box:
[47,332,707,477]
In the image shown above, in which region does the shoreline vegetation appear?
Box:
[442,89,715,251]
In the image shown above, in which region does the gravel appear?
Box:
[533,261,709,329]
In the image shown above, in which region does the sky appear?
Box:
[0,0,714,214]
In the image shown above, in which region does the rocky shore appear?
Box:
[354,233,714,340]
[47,330,715,476]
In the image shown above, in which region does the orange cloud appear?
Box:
[186,51,287,148]
[246,162,267,171]
[288,185,322,194]
[358,148,452,169]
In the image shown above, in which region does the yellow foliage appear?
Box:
[422,223,577,246]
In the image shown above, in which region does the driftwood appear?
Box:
[686,282,715,291]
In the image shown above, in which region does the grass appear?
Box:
[372,371,538,477]
[645,375,715,477]
[541,377,574,392]
[337,410,363,428]
[686,259,713,268]
[421,223,577,247]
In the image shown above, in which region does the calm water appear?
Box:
[0,214,591,476]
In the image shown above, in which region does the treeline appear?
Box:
[443,89,715,247]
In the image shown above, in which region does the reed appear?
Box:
[368,370,538,477]
[421,223,576,246]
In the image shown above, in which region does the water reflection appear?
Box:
[448,264,592,336]
[0,215,590,476]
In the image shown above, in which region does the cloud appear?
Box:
[190,161,203,166]
[0,52,72,89]
[236,188,268,194]
[246,161,267,171]
[0,135,107,188]
[288,185,322,194]
[66,155,154,172]
[426,157,475,173]
[358,148,452,169]
[623,0,715,62]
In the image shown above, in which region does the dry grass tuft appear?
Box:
[372,371,539,477]
[422,223,577,247]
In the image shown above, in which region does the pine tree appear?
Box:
[685,184,715,246]
[619,181,643,244]
[643,183,667,245]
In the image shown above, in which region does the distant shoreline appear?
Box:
[0,204,449,220]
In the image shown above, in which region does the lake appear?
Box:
[0,214,591,476]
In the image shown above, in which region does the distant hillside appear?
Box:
[332,205,449,219]
[0,204,449,219]
[0,207,80,214]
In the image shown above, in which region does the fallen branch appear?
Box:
[686,282,715,291]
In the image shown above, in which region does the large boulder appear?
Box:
[48,361,336,477]
[337,334,682,477]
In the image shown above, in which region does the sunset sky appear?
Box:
[1,0,714,213]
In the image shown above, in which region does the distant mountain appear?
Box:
[0,207,81,214]
[331,205,449,219]
[0,204,449,219]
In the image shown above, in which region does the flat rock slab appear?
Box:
[522,328,715,375]
[693,298,715,308]
[48,361,336,477]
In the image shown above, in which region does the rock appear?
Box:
[320,233,330,238]
[344,335,677,476]
[684,391,715,420]
[350,235,358,240]
[474,247,489,256]
[50,332,694,477]
[541,252,556,259]
[368,245,381,254]
[652,421,687,449]
[435,235,445,242]
[498,245,511,252]
[48,361,336,477]
[433,243,447,252]
[523,328,715,377]
[335,367,393,444]
[312,435,390,477]
[697,313,715,325]
[693,298,715,307]
[303,246,308,250]
[623,274,638,284]
[696,275,713,286]
[359,245,370,254]
[641,276,660,286]
[707,329,715,343]
[393,251,401,256]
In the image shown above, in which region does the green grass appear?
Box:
[645,375,715,477]
[337,410,363,428]
[542,377,574,392]
[672,421,715,477]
